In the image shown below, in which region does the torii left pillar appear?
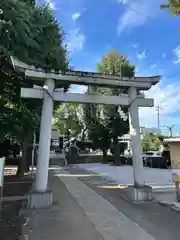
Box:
[28,79,54,209]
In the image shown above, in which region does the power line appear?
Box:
[119,2,152,20]
[106,1,155,52]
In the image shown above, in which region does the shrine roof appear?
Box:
[10,56,161,91]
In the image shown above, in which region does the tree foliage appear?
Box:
[85,49,135,163]
[160,0,180,16]
[141,133,162,152]
[88,119,111,152]
[53,103,83,137]
[96,50,135,78]
[0,0,69,174]
[0,0,69,141]
[0,0,68,70]
[96,49,135,120]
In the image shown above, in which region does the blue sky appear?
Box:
[40,0,180,135]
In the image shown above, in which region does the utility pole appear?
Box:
[156,105,163,130]
[164,124,176,137]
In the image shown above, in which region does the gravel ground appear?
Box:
[0,167,32,240]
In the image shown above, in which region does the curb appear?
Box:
[156,200,174,207]
[2,195,28,202]
[156,200,180,213]
[172,205,180,212]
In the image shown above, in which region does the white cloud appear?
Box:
[135,59,162,77]
[70,85,87,93]
[136,50,147,60]
[132,43,138,49]
[150,64,157,68]
[117,0,129,3]
[72,12,81,21]
[136,63,180,128]
[45,0,56,10]
[162,53,166,58]
[46,1,86,56]
[173,44,180,64]
[65,29,85,53]
[139,82,180,127]
[117,0,162,35]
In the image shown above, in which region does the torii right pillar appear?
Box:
[127,87,152,202]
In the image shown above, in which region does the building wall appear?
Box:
[169,143,180,182]
[170,143,180,167]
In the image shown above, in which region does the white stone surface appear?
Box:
[173,202,180,210]
[53,92,154,107]
[24,66,159,90]
[154,192,176,204]
[75,163,173,187]
[35,79,55,192]
[128,87,144,186]
[58,169,156,240]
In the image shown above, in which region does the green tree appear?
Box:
[53,103,83,137]
[0,0,69,175]
[160,1,180,15]
[97,50,135,78]
[89,118,111,163]
[86,50,135,164]
[141,133,162,152]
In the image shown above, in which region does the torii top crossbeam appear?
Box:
[10,57,160,91]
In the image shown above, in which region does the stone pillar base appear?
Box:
[126,185,152,202]
[173,202,180,211]
[27,190,53,209]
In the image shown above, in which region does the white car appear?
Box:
[124,149,132,158]
[142,151,162,159]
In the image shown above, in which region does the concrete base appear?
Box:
[27,190,53,209]
[127,185,152,202]
[172,202,180,212]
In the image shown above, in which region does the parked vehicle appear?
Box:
[142,151,167,168]
[51,139,61,153]
[64,139,94,153]
[143,151,161,159]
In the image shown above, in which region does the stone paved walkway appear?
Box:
[21,168,103,240]
[67,165,180,240]
[21,165,180,240]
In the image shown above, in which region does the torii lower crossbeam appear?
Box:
[21,87,154,107]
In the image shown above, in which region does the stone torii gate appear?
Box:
[11,57,160,208]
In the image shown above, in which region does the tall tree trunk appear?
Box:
[102,148,108,163]
[16,134,33,177]
[16,142,28,177]
[114,142,121,165]
[113,136,121,165]
[81,127,87,141]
